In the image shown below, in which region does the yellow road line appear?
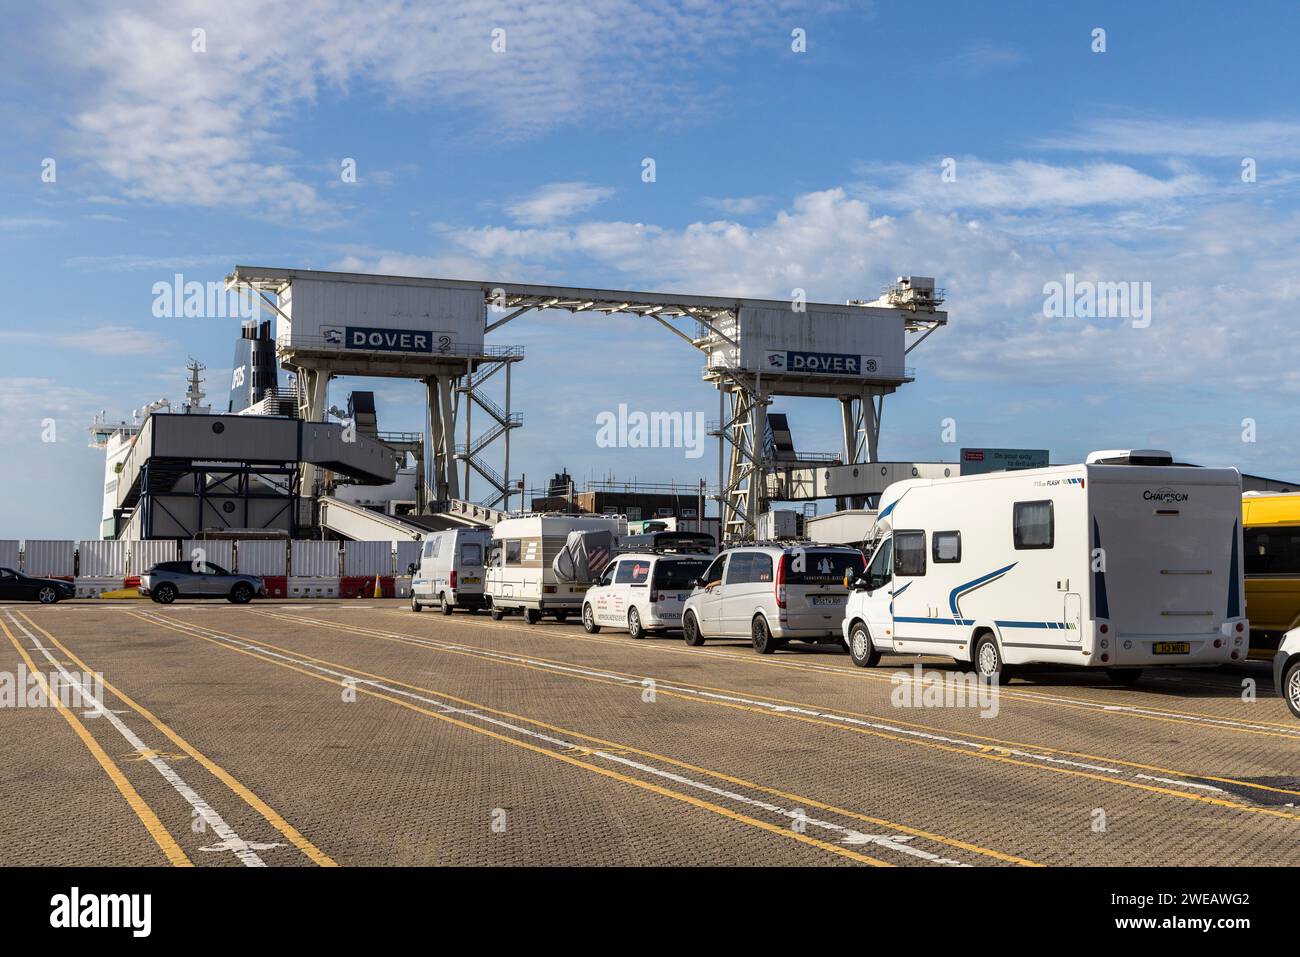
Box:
[21,612,336,867]
[410,608,1300,734]
[215,610,1035,866]
[262,609,1300,823]
[0,618,191,867]
[130,612,893,867]
[273,609,1300,801]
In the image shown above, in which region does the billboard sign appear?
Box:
[960,448,1050,475]
[764,350,880,376]
[320,326,455,354]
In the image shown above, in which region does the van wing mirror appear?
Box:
[693,577,706,589]
[407,562,417,575]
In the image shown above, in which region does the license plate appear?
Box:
[1153,641,1190,655]
[460,576,480,584]
[810,595,844,606]
[659,611,680,619]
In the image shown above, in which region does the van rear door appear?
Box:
[782,549,863,631]
[1090,471,1242,636]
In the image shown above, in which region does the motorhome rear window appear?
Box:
[786,550,864,584]
[1013,500,1054,549]
[893,532,926,577]
[616,561,651,584]
[933,531,961,563]
[1245,525,1300,575]
[653,559,711,589]
[460,542,482,566]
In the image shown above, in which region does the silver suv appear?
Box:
[140,561,265,604]
[680,544,865,654]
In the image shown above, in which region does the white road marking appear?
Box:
[137,612,971,866]
[5,610,272,867]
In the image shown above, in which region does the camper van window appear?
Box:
[894,532,927,577]
[1244,526,1300,575]
[725,552,755,584]
[423,539,436,558]
[749,553,774,583]
[460,542,483,566]
[617,561,651,585]
[1013,500,1054,549]
[505,540,522,565]
[933,531,961,563]
[866,539,892,589]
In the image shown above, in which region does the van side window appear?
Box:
[702,554,727,587]
[617,560,650,584]
[1013,501,1054,549]
[749,553,774,583]
[725,552,754,584]
[505,540,522,564]
[423,539,436,558]
[933,531,961,563]
[894,531,927,577]
[1244,526,1300,574]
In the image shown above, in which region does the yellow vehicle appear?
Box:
[1243,492,1300,659]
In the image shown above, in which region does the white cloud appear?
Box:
[0,325,173,358]
[505,182,614,225]
[855,158,1211,211]
[1038,115,1300,159]
[43,0,834,216]
[701,195,771,215]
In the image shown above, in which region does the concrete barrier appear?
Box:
[286,577,339,599]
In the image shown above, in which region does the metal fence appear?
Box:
[291,541,340,578]
[78,540,127,577]
[235,541,288,576]
[343,541,392,577]
[23,540,75,578]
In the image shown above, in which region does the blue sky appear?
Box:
[2,0,1299,538]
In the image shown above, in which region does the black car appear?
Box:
[0,567,76,604]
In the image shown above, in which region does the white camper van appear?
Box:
[485,514,625,624]
[409,527,491,614]
[842,450,1248,683]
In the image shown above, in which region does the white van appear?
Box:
[1275,627,1300,719]
[681,544,866,653]
[582,551,715,638]
[842,450,1249,683]
[485,514,625,624]
[409,527,491,614]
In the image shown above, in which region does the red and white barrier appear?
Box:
[286,577,339,599]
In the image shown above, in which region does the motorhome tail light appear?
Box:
[449,570,457,590]
[1099,653,1110,663]
[1099,623,1109,635]
[1214,638,1223,648]
[1235,622,1245,633]
[775,554,789,609]
[1231,650,1239,660]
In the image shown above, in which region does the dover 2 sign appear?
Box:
[765,350,878,376]
[323,326,455,354]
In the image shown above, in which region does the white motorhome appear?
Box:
[409,527,491,614]
[485,514,626,624]
[842,450,1248,683]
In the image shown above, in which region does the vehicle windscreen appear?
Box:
[653,559,711,589]
[786,550,864,585]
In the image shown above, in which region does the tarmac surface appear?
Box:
[1,599,1296,867]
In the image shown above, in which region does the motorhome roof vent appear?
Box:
[1085,449,1174,466]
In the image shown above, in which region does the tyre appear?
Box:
[1282,658,1300,720]
[751,615,778,655]
[582,603,601,634]
[973,632,1009,684]
[36,586,60,605]
[847,621,880,668]
[627,607,645,639]
[682,611,705,646]
[1106,668,1144,686]
[153,582,177,605]
[553,610,569,623]
[523,608,542,625]
[229,582,253,604]
[440,594,454,615]
[490,606,506,621]
[410,592,422,612]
